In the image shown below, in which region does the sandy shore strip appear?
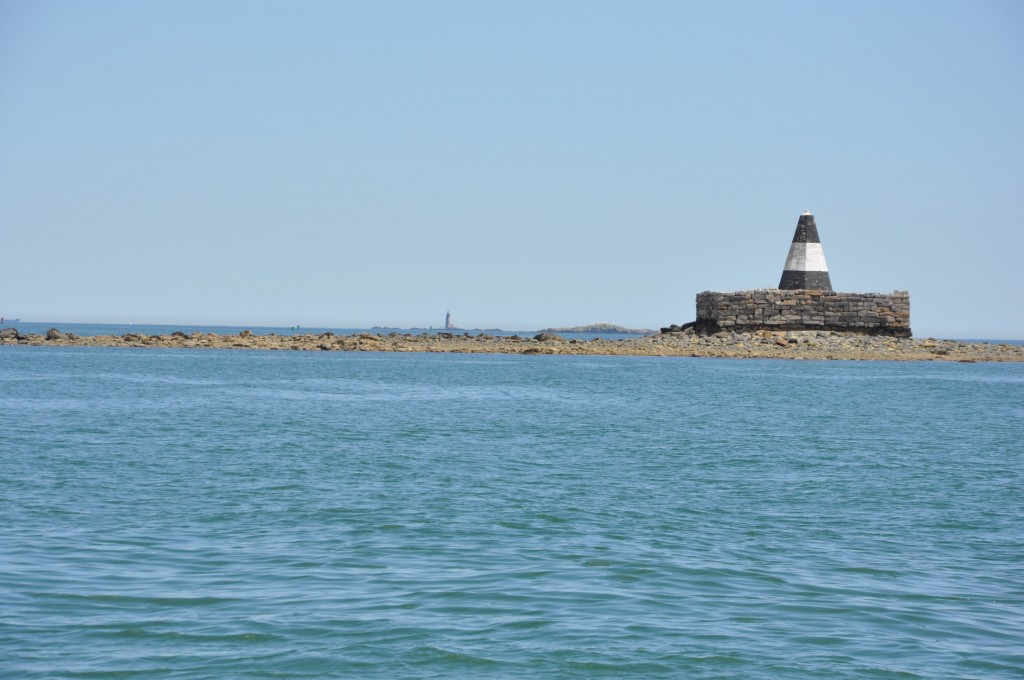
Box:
[3,327,1023,362]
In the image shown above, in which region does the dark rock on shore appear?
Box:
[661,321,696,334]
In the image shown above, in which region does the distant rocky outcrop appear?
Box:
[539,322,653,335]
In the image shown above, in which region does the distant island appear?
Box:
[539,322,655,335]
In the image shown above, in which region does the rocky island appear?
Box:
[538,322,655,335]
[2,327,1021,362]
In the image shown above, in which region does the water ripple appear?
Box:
[1,349,1022,678]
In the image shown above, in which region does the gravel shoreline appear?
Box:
[4,328,1023,362]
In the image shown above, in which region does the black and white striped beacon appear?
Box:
[778,211,832,291]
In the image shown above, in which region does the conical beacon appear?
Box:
[779,211,832,291]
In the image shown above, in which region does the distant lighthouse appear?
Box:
[445,311,452,330]
[779,211,833,291]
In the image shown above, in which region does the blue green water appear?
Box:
[2,347,1022,678]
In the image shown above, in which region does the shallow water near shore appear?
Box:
[2,347,1023,678]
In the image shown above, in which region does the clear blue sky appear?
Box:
[2,1,1022,337]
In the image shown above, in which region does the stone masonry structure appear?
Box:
[695,289,911,337]
[670,212,913,337]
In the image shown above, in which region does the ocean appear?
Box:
[1,346,1022,678]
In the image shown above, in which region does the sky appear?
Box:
[1,1,1022,337]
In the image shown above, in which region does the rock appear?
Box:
[534,333,565,342]
[0,328,19,340]
[171,331,187,338]
[239,330,253,338]
[46,328,67,341]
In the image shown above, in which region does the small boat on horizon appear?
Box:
[1,318,21,324]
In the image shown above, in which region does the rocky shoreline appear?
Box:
[2,327,1022,362]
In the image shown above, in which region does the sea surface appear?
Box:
[2,347,1022,678]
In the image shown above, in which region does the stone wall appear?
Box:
[695,290,911,337]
